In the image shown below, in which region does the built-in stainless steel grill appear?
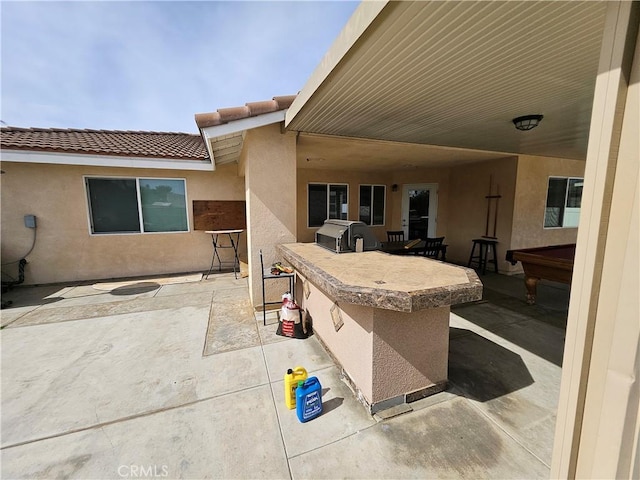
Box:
[315,219,380,253]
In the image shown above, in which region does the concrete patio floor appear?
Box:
[0,269,569,479]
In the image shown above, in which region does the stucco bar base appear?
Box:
[278,243,482,413]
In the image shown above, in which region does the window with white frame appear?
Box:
[544,177,583,228]
[85,177,188,234]
[359,185,386,226]
[308,183,348,227]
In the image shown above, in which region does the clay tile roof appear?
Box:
[194,94,297,129]
[0,127,208,160]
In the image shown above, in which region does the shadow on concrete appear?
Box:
[479,287,568,330]
[466,272,569,328]
[322,397,344,414]
[451,273,568,367]
[0,285,66,310]
[1,296,64,310]
[455,301,566,368]
[109,282,161,296]
[448,327,534,402]
[451,274,570,367]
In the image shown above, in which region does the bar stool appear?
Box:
[468,238,499,275]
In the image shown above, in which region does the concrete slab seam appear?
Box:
[201,292,217,358]
[285,429,369,462]
[4,295,214,329]
[0,383,272,452]
[0,315,27,329]
[1,301,49,328]
[258,335,294,479]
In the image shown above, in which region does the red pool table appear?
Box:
[506,244,576,305]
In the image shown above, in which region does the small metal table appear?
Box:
[205,230,243,279]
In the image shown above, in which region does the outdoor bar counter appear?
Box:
[278,242,482,413]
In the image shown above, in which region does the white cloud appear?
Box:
[1,1,358,133]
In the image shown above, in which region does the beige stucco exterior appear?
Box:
[1,2,637,476]
[296,168,402,244]
[241,124,297,306]
[298,272,449,407]
[302,276,375,401]
[2,132,584,288]
[511,155,585,251]
[446,157,518,271]
[0,161,244,285]
[297,152,583,275]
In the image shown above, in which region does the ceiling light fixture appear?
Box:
[512,114,543,131]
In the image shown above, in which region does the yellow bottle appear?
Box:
[284,366,308,409]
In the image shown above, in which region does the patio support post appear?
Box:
[241,123,297,310]
[551,2,640,478]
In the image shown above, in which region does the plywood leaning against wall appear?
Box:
[193,200,247,231]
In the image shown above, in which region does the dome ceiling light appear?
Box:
[513,114,544,131]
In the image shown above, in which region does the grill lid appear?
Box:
[315,219,379,253]
[315,221,349,239]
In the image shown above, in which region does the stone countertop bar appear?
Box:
[278,243,482,312]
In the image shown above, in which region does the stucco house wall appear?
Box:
[296,167,451,245]
[296,168,394,244]
[0,161,245,285]
[511,154,586,250]
[446,157,518,271]
[241,124,297,307]
[296,156,583,274]
[2,142,587,287]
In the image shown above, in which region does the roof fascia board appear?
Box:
[200,136,217,171]
[201,110,286,140]
[201,110,285,169]
[285,1,389,128]
[0,150,214,171]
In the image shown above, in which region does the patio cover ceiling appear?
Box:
[286,1,609,169]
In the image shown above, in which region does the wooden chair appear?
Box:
[387,230,405,242]
[419,237,445,259]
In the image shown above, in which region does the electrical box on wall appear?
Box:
[24,214,37,229]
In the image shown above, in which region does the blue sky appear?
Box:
[1,1,359,133]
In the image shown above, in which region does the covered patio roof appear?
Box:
[286,1,608,167]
